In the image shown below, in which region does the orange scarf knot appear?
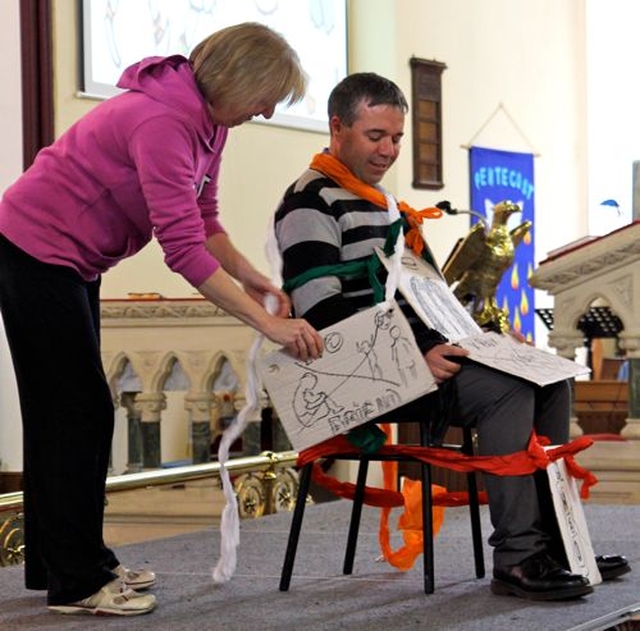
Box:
[310,152,442,255]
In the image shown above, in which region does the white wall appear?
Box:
[0,0,24,473]
[586,0,640,236]
[391,0,588,270]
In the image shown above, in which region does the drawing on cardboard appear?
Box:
[376,247,482,342]
[458,331,590,386]
[545,455,601,584]
[375,247,589,386]
[259,301,436,451]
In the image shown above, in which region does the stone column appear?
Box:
[120,391,143,473]
[619,333,640,440]
[107,392,119,476]
[234,391,264,456]
[622,357,640,440]
[134,392,167,469]
[633,161,640,220]
[184,392,215,464]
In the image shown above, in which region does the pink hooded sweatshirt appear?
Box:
[0,55,228,287]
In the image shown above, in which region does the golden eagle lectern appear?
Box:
[441,200,531,333]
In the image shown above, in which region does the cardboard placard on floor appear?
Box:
[546,454,602,585]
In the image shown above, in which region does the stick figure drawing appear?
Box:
[292,372,344,427]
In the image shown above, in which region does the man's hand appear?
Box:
[425,343,470,384]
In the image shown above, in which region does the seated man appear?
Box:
[273,72,629,601]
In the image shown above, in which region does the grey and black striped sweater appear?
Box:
[274,168,447,354]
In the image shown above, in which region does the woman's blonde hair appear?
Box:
[189,22,307,110]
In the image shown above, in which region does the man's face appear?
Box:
[330,101,404,185]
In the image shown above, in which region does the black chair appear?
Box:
[279,422,485,594]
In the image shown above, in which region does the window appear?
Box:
[410,57,446,189]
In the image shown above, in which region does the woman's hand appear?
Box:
[197,268,322,360]
[201,234,321,359]
[425,343,469,384]
[205,232,292,317]
[264,316,324,361]
[242,273,292,319]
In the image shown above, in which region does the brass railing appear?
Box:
[0,450,299,567]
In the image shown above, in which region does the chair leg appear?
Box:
[420,462,435,594]
[420,423,435,594]
[343,458,370,575]
[280,462,313,591]
[463,427,485,579]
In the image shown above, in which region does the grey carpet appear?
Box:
[1,501,638,631]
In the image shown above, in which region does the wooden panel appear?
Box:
[574,380,628,435]
[410,57,446,190]
[574,380,628,408]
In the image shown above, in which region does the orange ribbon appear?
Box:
[298,431,596,497]
[299,428,598,571]
[309,152,442,256]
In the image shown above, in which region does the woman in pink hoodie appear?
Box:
[0,22,322,616]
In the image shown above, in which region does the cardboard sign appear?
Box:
[546,455,602,584]
[376,247,590,386]
[258,300,436,451]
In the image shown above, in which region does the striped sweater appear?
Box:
[274,168,447,353]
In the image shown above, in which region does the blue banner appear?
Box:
[469,146,535,341]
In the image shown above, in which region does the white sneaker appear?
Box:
[48,578,156,616]
[114,564,157,590]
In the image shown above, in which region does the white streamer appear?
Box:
[382,190,404,302]
[212,216,281,583]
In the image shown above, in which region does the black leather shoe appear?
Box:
[596,554,631,580]
[492,553,593,601]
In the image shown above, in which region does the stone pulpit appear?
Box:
[530,220,640,503]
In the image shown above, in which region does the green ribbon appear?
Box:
[346,423,388,454]
[282,218,403,306]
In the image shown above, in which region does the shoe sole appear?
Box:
[124,579,156,590]
[491,579,594,601]
[600,565,631,581]
[48,603,155,616]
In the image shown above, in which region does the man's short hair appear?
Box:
[327,72,408,126]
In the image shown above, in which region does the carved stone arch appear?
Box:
[125,350,167,393]
[174,350,213,392]
[554,292,625,346]
[152,351,184,393]
[204,352,238,393]
[577,290,629,334]
[221,349,251,396]
[562,292,600,332]
[102,351,134,397]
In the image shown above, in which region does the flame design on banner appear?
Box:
[511,264,520,290]
[520,290,529,316]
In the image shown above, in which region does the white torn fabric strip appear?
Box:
[212,217,281,584]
